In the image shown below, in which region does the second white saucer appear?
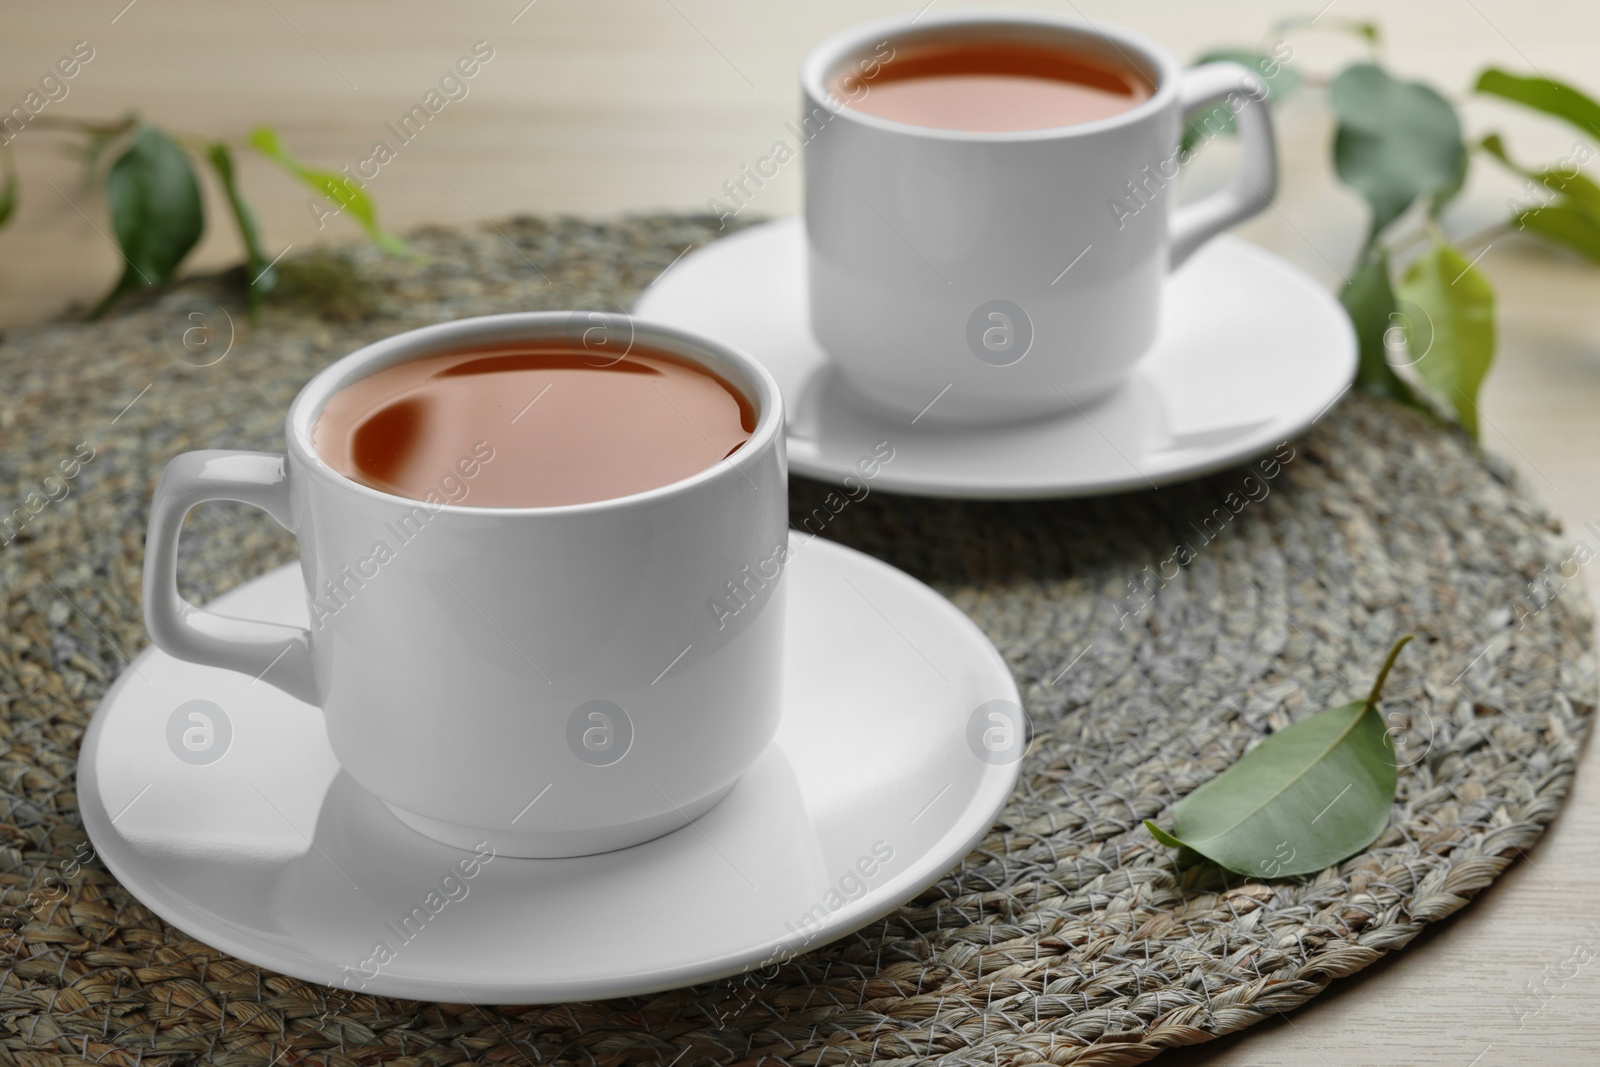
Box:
[635,217,1356,499]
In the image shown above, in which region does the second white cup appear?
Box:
[802,10,1278,425]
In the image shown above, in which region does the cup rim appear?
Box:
[799,8,1181,143]
[285,312,785,517]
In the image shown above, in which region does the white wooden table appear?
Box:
[4,2,1598,1061]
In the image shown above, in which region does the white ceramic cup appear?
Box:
[802,9,1278,425]
[143,313,789,858]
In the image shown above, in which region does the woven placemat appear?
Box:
[1,216,1594,1067]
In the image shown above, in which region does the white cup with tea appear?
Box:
[802,9,1278,425]
[142,313,788,858]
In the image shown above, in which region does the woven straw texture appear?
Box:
[1,217,1594,1066]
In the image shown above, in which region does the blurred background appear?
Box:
[4,2,1599,1063]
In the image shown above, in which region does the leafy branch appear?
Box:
[1189,18,1600,438]
[0,114,405,320]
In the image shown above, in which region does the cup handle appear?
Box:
[1168,61,1278,271]
[142,450,319,705]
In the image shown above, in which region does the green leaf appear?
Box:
[1517,201,1600,264]
[1144,821,1186,850]
[1481,132,1600,219]
[1483,133,1600,263]
[89,126,205,319]
[1340,249,1417,405]
[1273,14,1381,46]
[1475,68,1600,141]
[1552,173,1600,218]
[1181,49,1302,155]
[248,126,405,254]
[1329,64,1465,242]
[1398,242,1496,438]
[1347,21,1381,46]
[206,142,275,311]
[1147,636,1412,878]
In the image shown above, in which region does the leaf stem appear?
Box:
[1364,634,1415,711]
[1384,227,1432,257]
[1376,220,1444,263]
[1458,220,1514,253]
[1382,220,1512,263]
[27,115,218,155]
[28,114,138,137]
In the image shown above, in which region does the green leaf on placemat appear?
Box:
[1329,64,1464,243]
[1399,241,1496,438]
[206,142,275,312]
[1146,636,1412,878]
[1340,248,1417,406]
[1475,68,1600,141]
[249,126,406,255]
[89,125,205,319]
[1181,49,1302,155]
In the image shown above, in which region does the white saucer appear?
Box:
[78,534,1021,1004]
[635,218,1356,499]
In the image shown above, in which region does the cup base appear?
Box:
[382,779,739,859]
[834,365,1127,428]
